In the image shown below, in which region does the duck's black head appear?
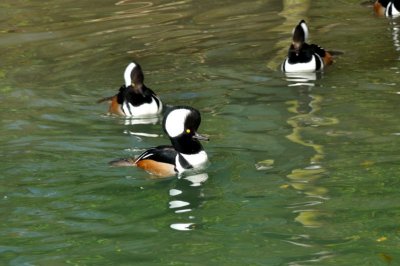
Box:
[163,106,209,154]
[124,61,144,93]
[291,20,309,55]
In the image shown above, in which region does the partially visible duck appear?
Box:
[374,0,400,17]
[282,20,333,73]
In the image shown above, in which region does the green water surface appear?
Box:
[1,0,400,265]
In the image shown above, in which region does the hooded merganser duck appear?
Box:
[110,106,209,177]
[374,0,400,17]
[282,20,333,73]
[98,61,163,117]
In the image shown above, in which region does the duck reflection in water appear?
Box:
[261,1,337,264]
[169,172,209,231]
[122,116,160,126]
[284,71,321,87]
[283,64,323,114]
[284,67,337,225]
[387,20,400,60]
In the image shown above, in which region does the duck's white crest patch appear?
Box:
[124,62,136,87]
[165,108,191,137]
[283,55,323,73]
[122,96,162,117]
[300,21,309,41]
[292,21,309,41]
[175,151,208,173]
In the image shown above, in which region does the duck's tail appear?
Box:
[109,158,136,167]
[96,96,114,104]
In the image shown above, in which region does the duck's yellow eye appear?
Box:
[186,129,191,134]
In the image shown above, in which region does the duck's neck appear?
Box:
[170,136,204,155]
[288,44,313,63]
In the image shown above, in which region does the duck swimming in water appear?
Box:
[282,20,333,73]
[110,106,209,177]
[98,61,162,117]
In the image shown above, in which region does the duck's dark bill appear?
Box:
[193,132,210,141]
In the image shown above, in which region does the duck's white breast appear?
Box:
[175,151,208,173]
[122,97,162,117]
[283,55,323,73]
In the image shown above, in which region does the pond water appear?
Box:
[2,0,400,265]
